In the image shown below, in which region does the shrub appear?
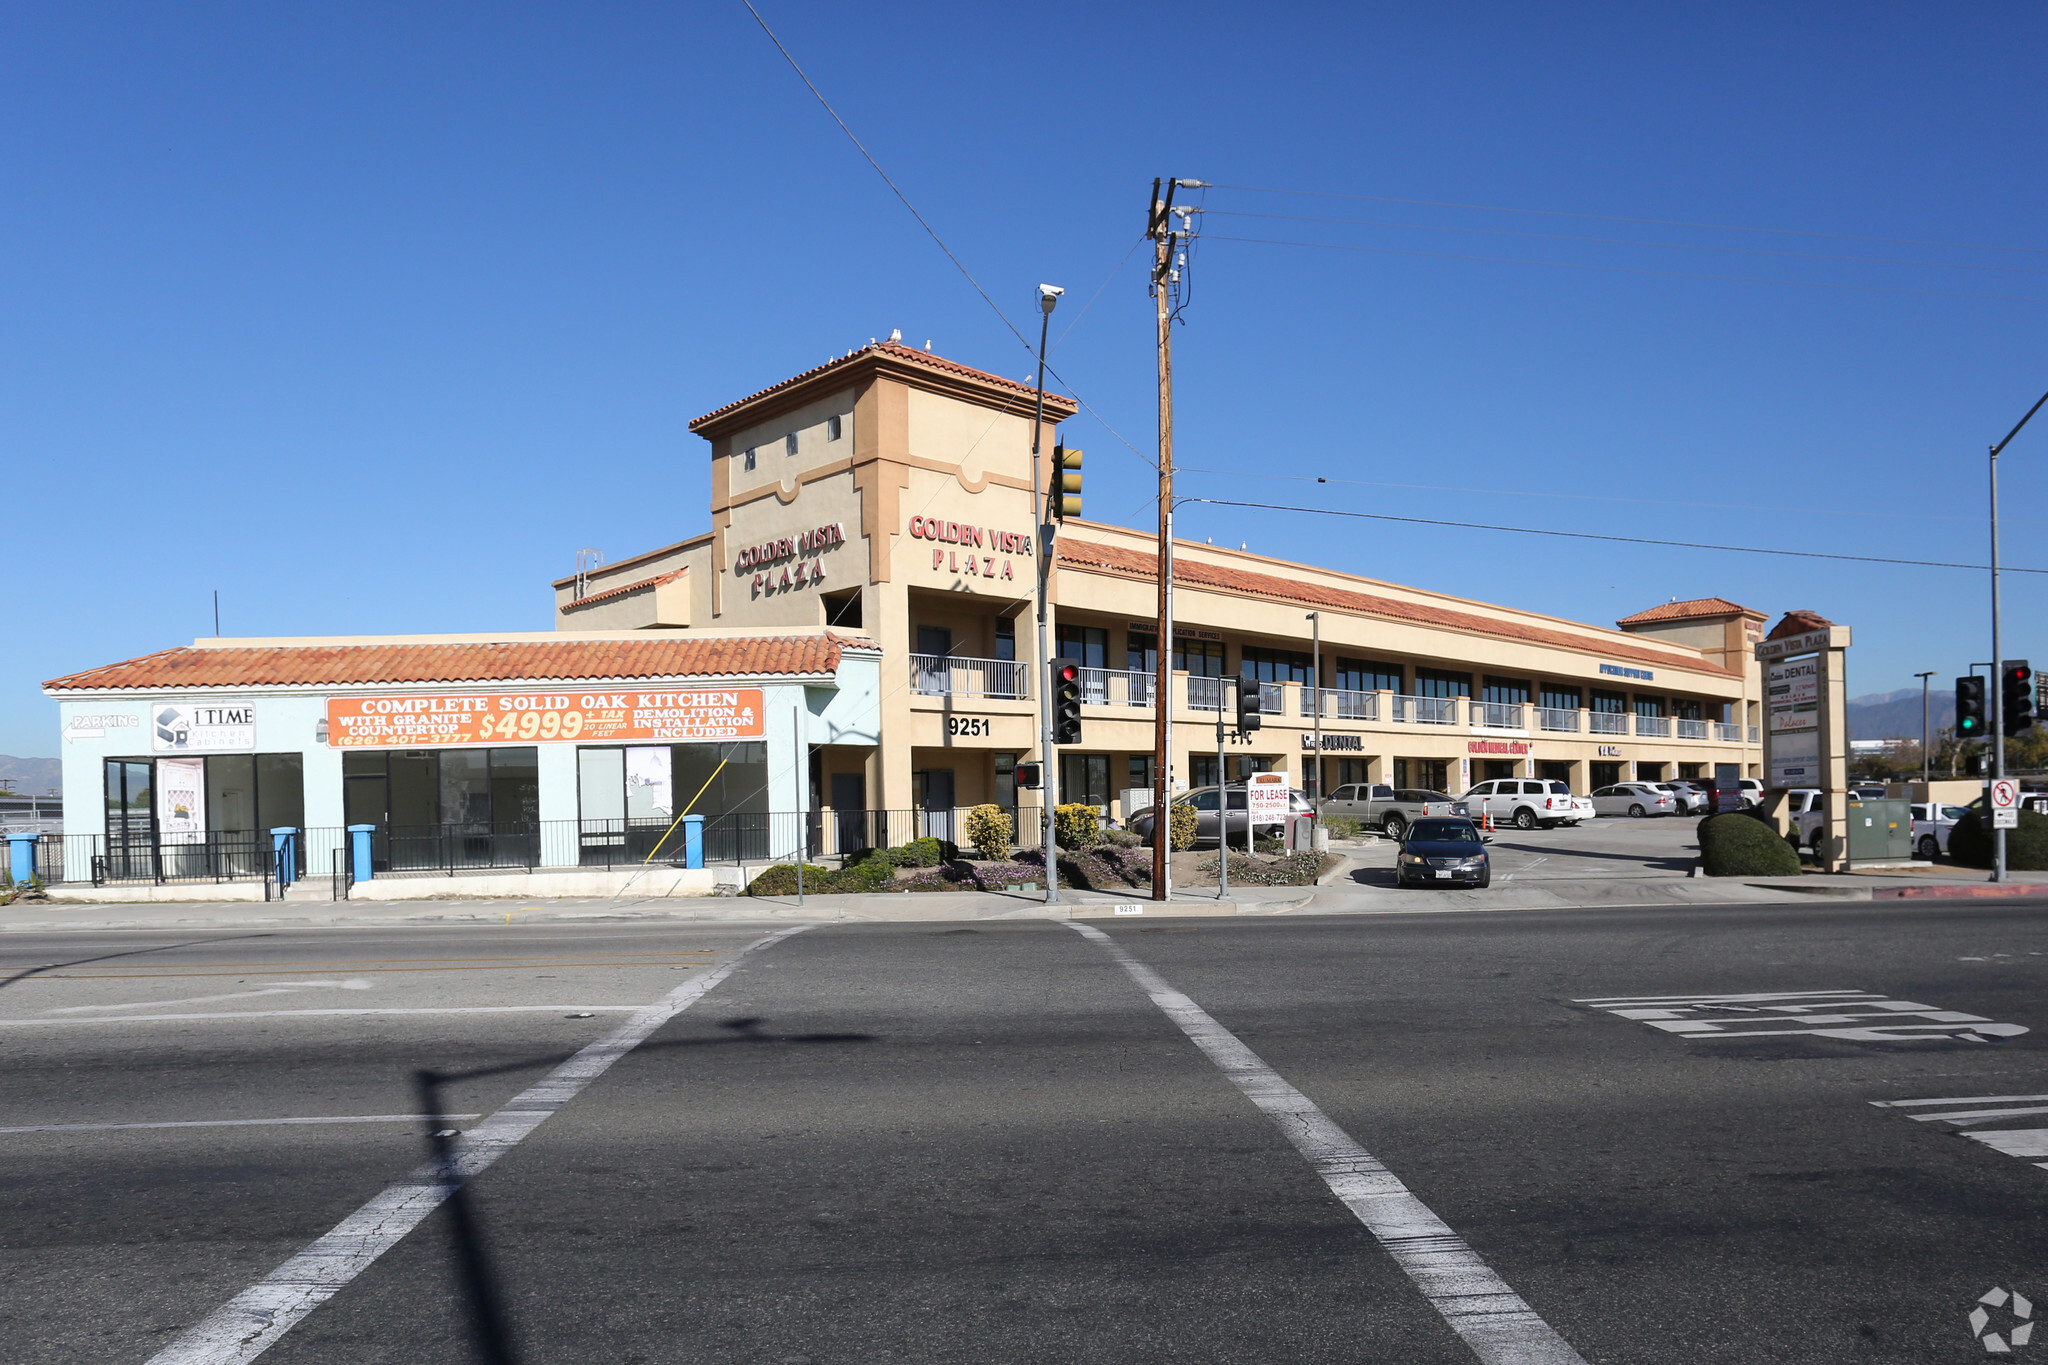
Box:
[1054,803,1101,851]
[1321,814,1363,840]
[1947,807,2048,870]
[962,804,1013,862]
[889,836,953,867]
[1698,811,1802,877]
[745,862,834,896]
[1098,827,1142,849]
[1169,802,1199,852]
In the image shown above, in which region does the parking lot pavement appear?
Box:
[1336,814,1706,886]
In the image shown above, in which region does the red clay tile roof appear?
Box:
[45,634,878,692]
[1616,596,1763,626]
[689,341,1076,433]
[1766,609,1835,640]
[1058,540,1733,677]
[562,568,684,612]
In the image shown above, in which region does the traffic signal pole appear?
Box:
[1986,385,2048,883]
[1031,287,1060,905]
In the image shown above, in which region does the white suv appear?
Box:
[1459,779,1583,830]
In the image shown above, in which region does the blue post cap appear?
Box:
[681,814,705,824]
[4,832,35,844]
[270,826,300,836]
[346,824,377,833]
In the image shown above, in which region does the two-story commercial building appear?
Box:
[552,340,1767,837]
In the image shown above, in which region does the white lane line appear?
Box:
[48,980,374,1014]
[1902,1105,2048,1125]
[1062,921,1587,1365]
[0,1006,648,1028]
[145,924,811,1365]
[1502,856,1546,883]
[1872,1094,2048,1108]
[1966,1129,2048,1158]
[0,1115,484,1136]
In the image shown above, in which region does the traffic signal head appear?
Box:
[1956,675,1987,739]
[2004,660,2036,735]
[1235,676,1263,732]
[1054,444,1082,519]
[1015,761,1042,790]
[1052,657,1083,745]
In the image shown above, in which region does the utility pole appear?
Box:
[1147,176,1204,901]
[1915,671,1935,789]
[1986,385,2048,884]
[1031,285,1063,904]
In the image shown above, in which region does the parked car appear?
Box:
[1739,778,1764,810]
[1590,783,1676,817]
[1656,782,1709,815]
[1852,783,1890,801]
[1458,779,1583,830]
[1785,788,1864,850]
[1394,817,1492,889]
[1129,784,1314,847]
[1319,784,1469,840]
[1910,802,1969,860]
[1569,793,1597,822]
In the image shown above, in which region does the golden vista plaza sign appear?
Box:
[907,516,1033,582]
[326,689,765,748]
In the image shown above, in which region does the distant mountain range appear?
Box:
[0,755,61,795]
[1848,688,1954,742]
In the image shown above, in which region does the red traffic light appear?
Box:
[1057,663,1079,683]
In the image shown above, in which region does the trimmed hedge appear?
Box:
[1947,807,2048,870]
[1054,803,1101,851]
[1698,810,1802,877]
[962,804,1013,861]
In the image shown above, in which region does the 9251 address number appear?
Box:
[947,716,990,737]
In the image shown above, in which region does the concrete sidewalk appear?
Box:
[5,868,2046,933]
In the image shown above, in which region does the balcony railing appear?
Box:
[1187,675,1224,711]
[1393,695,1459,725]
[1716,722,1744,741]
[1676,718,1709,739]
[1635,714,1671,737]
[1535,706,1580,732]
[1305,687,1380,721]
[1473,701,1525,730]
[1589,710,1629,734]
[1259,685,1286,715]
[1079,667,1154,707]
[1749,725,1761,743]
[910,654,1027,699]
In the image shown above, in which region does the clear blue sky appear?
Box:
[6,2,2046,757]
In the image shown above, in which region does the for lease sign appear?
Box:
[325,689,765,748]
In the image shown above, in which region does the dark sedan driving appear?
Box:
[1395,817,1491,889]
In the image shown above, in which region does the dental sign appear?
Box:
[325,690,765,748]
[907,516,1032,583]
[735,523,845,599]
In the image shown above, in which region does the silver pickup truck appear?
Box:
[1320,783,1470,840]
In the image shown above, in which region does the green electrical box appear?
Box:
[1849,798,1913,862]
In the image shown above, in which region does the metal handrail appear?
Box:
[1394,695,1459,725]
[1589,711,1629,734]
[1079,667,1154,707]
[1635,714,1672,737]
[1306,687,1379,720]
[909,653,1028,699]
[1715,722,1743,742]
[1187,676,1224,711]
[1473,701,1524,730]
[1676,718,1709,739]
[1535,707,1580,732]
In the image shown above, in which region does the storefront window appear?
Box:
[576,742,769,864]
[1482,676,1531,705]
[1126,754,1153,793]
[1414,669,1471,699]
[1187,754,1220,789]
[1055,624,1108,668]
[1334,658,1401,692]
[1060,753,1112,810]
[1174,638,1225,677]
[1240,646,1311,685]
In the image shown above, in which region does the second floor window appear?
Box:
[1413,668,1471,699]
[1540,686,1582,711]
[1482,676,1531,705]
[1056,624,1108,668]
[785,432,799,456]
[826,415,842,441]
[1334,658,1401,692]
[1591,689,1629,713]
[994,617,1016,663]
[743,447,757,471]
[1240,645,1312,685]
[1633,694,1665,718]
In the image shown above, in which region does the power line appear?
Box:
[1208,183,2048,257]
[1174,465,2043,526]
[1205,210,2048,277]
[1201,234,2048,305]
[1177,497,2048,575]
[739,1,1156,468]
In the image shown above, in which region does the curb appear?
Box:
[1871,883,2048,901]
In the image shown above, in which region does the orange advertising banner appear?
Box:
[325,688,765,748]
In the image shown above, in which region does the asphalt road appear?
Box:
[4,901,2047,1363]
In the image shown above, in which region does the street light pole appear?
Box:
[1031,284,1062,904]
[1914,671,1935,790]
[1306,612,1321,804]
